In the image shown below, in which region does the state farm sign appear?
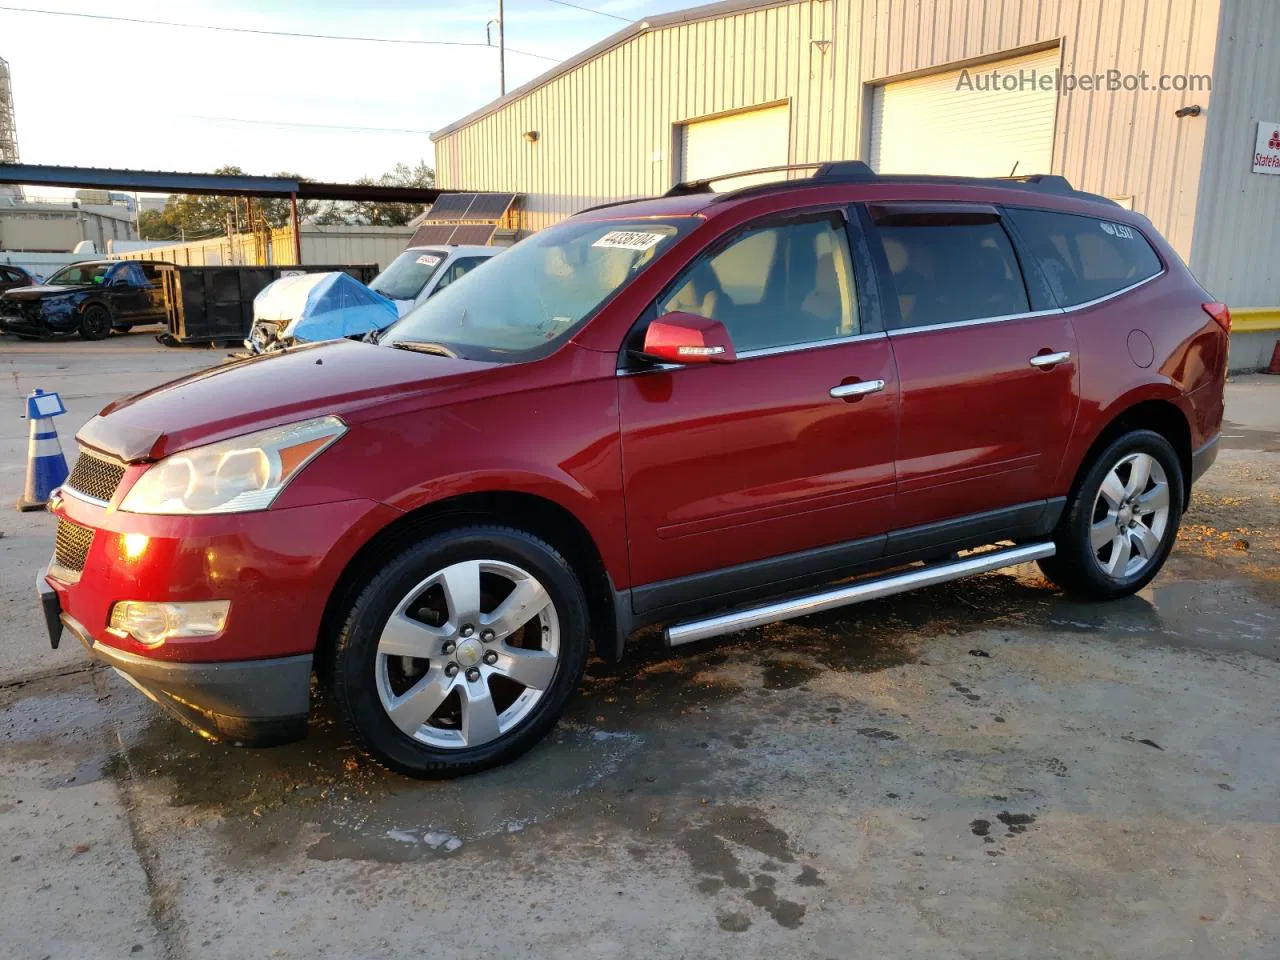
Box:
[1253,121,1280,175]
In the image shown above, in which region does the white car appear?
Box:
[369,245,501,316]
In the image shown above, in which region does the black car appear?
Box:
[0,263,38,296]
[0,260,168,340]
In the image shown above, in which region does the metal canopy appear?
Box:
[0,163,444,202]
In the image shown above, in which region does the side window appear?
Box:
[139,264,163,286]
[433,256,487,293]
[871,221,1030,329]
[1004,208,1163,307]
[658,213,858,353]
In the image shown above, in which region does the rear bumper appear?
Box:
[1191,433,1220,485]
[59,608,311,745]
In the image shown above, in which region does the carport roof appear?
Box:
[0,164,445,202]
[429,0,787,142]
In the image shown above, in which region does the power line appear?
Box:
[0,4,561,61]
[181,114,433,135]
[536,0,635,23]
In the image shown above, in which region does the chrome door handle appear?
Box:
[830,379,886,399]
[1029,351,1071,368]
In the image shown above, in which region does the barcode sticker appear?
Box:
[592,230,666,251]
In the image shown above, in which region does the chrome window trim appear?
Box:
[1058,269,1164,313]
[886,270,1165,337]
[615,330,887,376]
[886,308,1062,337]
[737,330,886,359]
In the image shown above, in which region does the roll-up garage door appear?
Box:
[679,104,790,190]
[870,47,1060,178]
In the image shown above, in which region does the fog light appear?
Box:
[108,600,230,646]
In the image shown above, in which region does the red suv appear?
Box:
[38,163,1228,777]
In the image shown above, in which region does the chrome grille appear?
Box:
[54,519,94,573]
[65,451,126,504]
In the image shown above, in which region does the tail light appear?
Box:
[1202,302,1231,333]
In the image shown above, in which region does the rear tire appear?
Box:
[78,305,112,341]
[329,525,590,779]
[1038,429,1183,600]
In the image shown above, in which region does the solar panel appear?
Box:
[461,193,516,221]
[408,224,458,247]
[449,224,498,245]
[424,194,477,220]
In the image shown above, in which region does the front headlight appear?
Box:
[119,416,346,515]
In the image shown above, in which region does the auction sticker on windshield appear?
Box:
[592,231,666,251]
[416,255,442,266]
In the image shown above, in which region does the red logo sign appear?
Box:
[1271,130,1280,150]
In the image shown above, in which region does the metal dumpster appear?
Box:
[159,264,379,346]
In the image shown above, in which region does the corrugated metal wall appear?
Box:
[111,225,414,270]
[1190,0,1280,305]
[435,0,1224,270]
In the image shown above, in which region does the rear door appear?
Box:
[137,264,167,321]
[863,202,1080,529]
[618,207,899,603]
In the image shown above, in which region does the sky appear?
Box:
[0,0,693,190]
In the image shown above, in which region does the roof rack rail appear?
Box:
[663,161,876,197]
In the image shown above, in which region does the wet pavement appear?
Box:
[3,342,1280,958]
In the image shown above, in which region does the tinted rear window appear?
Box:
[872,221,1030,329]
[1006,208,1163,307]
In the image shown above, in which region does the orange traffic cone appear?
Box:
[1265,340,1280,375]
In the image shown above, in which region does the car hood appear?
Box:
[3,284,88,300]
[77,338,500,462]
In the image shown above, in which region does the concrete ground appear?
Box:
[3,332,1279,959]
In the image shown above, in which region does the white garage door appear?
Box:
[679,104,790,190]
[870,48,1060,178]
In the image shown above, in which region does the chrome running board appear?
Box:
[664,542,1055,646]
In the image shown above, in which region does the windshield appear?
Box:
[381,217,696,362]
[46,263,113,286]
[369,249,449,301]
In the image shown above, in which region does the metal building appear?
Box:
[431,0,1280,316]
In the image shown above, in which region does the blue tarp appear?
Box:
[257,271,399,344]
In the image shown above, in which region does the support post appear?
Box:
[290,192,301,265]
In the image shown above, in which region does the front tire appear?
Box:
[1039,429,1183,600]
[330,526,590,779]
[78,305,112,341]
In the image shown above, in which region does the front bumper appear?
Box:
[40,490,400,744]
[0,302,77,336]
[51,593,311,745]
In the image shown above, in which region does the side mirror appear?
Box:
[640,312,736,365]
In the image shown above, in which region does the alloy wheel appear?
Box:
[374,559,560,750]
[1089,452,1171,579]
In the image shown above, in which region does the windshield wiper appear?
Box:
[389,340,459,359]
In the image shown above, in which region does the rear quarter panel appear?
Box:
[1056,266,1226,492]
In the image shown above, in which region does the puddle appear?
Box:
[1221,421,1280,453]
[1043,577,1280,659]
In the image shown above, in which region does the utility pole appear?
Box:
[487,2,506,96]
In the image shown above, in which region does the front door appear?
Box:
[863,203,1080,529]
[106,263,149,322]
[618,208,899,600]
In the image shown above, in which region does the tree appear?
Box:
[134,161,435,237]
[347,161,435,226]
[137,208,178,241]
